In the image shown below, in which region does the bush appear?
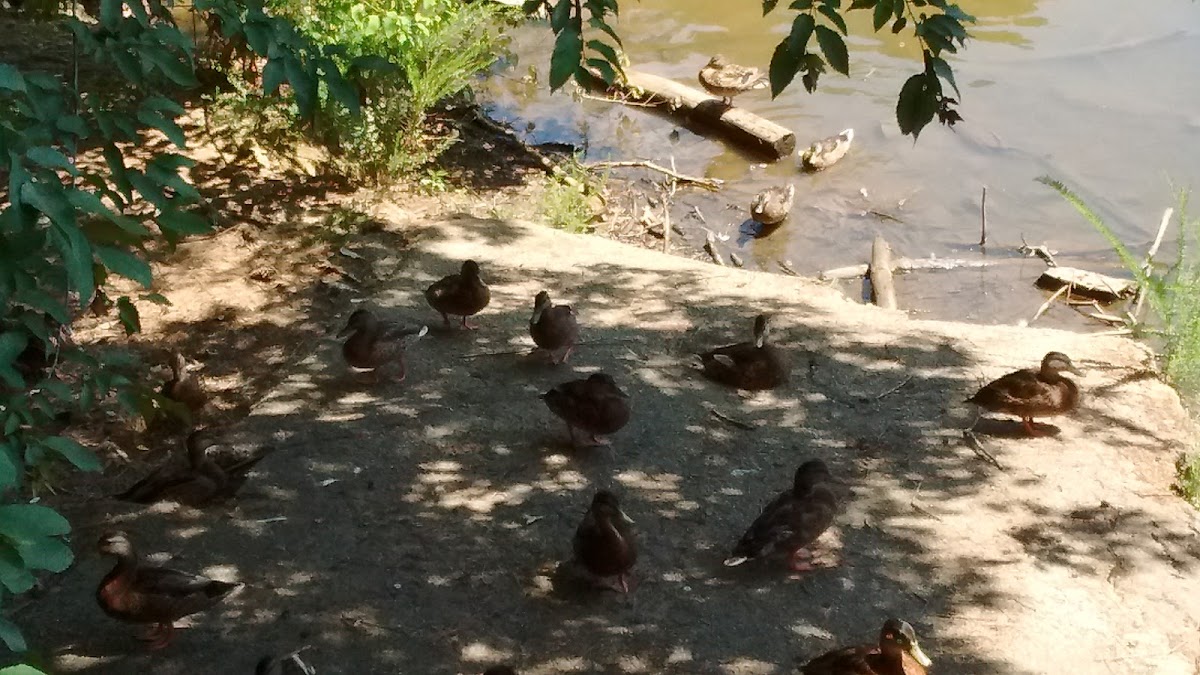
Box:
[272,0,513,179]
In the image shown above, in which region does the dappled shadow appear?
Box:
[13,214,1199,674]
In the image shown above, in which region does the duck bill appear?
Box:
[908,641,933,667]
[1068,364,1083,376]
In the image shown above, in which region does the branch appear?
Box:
[585,160,723,191]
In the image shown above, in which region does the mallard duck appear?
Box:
[256,648,316,675]
[530,291,580,364]
[541,373,631,448]
[96,530,242,649]
[750,184,795,226]
[162,352,207,414]
[800,618,933,675]
[425,259,490,330]
[800,129,854,171]
[698,54,768,106]
[699,314,790,390]
[966,351,1082,436]
[724,459,837,571]
[573,490,637,593]
[116,430,274,506]
[337,308,428,382]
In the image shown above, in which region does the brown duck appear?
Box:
[800,618,933,675]
[530,290,580,364]
[541,373,630,448]
[116,430,274,506]
[699,314,790,390]
[96,531,242,649]
[425,260,490,330]
[161,352,207,415]
[750,184,795,226]
[800,128,855,171]
[573,490,638,593]
[725,459,837,571]
[699,54,768,106]
[337,308,428,382]
[967,351,1082,436]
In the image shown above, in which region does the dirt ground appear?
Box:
[16,207,1200,674]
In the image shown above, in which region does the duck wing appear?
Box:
[115,462,192,503]
[130,565,242,621]
[730,483,835,561]
[573,515,636,577]
[800,644,878,674]
[532,305,580,351]
[967,368,1049,412]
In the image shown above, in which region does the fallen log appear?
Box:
[1035,266,1135,303]
[819,257,994,281]
[583,68,796,161]
[868,235,898,309]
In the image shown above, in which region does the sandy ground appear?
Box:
[17,211,1200,674]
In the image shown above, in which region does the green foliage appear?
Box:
[267,0,511,179]
[533,0,972,139]
[538,164,600,233]
[1039,178,1200,507]
[1,0,375,659]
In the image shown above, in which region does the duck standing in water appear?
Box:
[573,490,638,593]
[425,259,490,330]
[699,314,790,390]
[96,531,242,649]
[699,54,768,106]
[724,459,837,571]
[967,351,1082,436]
[799,618,933,675]
[337,308,428,382]
[541,372,631,448]
[750,184,795,227]
[529,290,580,364]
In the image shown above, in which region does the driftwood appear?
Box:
[586,160,723,191]
[819,257,993,281]
[868,235,898,309]
[703,230,725,266]
[1132,207,1173,319]
[1035,266,1135,303]
[584,68,796,161]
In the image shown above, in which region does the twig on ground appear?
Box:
[874,375,913,400]
[911,501,944,521]
[963,429,1003,470]
[704,229,726,266]
[585,160,724,191]
[979,186,988,247]
[690,204,706,223]
[1030,283,1071,323]
[1132,207,1174,320]
[778,260,800,277]
[709,408,755,430]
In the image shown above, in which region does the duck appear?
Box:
[699,314,790,390]
[800,128,854,171]
[530,290,580,364]
[698,54,768,106]
[966,351,1082,436]
[573,490,637,593]
[541,373,631,448]
[96,530,243,649]
[256,648,316,674]
[337,308,428,382]
[161,351,208,416]
[425,259,490,330]
[724,459,837,571]
[799,618,933,675]
[116,430,274,506]
[750,184,795,226]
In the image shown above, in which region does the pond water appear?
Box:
[478,0,1200,326]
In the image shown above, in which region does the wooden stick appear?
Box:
[1132,207,1174,320]
[704,230,725,266]
[819,257,993,280]
[868,234,898,309]
[979,186,988,247]
[1030,283,1070,323]
[777,260,800,277]
[585,160,723,191]
[963,430,1003,470]
[709,408,754,430]
[874,375,913,400]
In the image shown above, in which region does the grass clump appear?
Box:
[1040,177,1200,504]
[538,164,603,233]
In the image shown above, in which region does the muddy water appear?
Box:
[479,0,1200,326]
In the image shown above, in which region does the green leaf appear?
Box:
[768,40,803,98]
[95,246,152,287]
[54,221,96,307]
[262,59,285,95]
[24,147,77,175]
[13,535,73,573]
[550,0,572,33]
[141,292,171,305]
[144,48,197,87]
[157,209,211,236]
[40,436,101,471]
[929,54,959,97]
[896,72,939,138]
[0,665,51,675]
[0,616,28,653]
[814,25,849,76]
[873,0,893,30]
[116,296,141,335]
[0,443,20,491]
[137,109,186,148]
[785,12,816,51]
[0,545,36,594]
[818,4,848,34]
[763,0,779,14]
[322,70,361,116]
[0,504,71,539]
[0,64,26,92]
[587,39,621,68]
[99,0,122,28]
[549,26,583,90]
[892,16,907,33]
